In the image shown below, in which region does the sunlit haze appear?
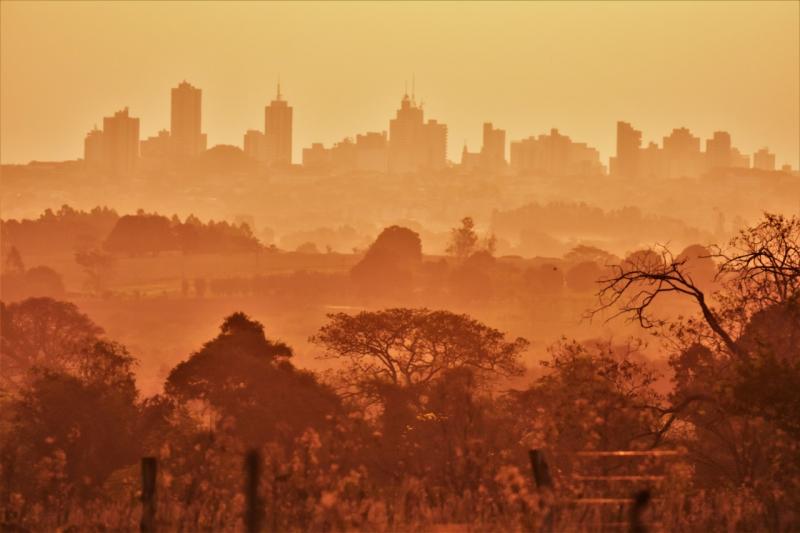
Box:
[1,2,800,531]
[2,1,798,166]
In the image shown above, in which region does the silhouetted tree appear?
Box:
[449,250,496,302]
[350,226,422,298]
[447,217,480,260]
[564,244,619,267]
[22,266,66,299]
[1,251,65,301]
[447,217,496,260]
[509,339,661,452]
[676,244,717,290]
[104,213,177,256]
[312,308,527,398]
[0,298,103,390]
[166,312,340,445]
[75,248,115,295]
[0,205,119,255]
[0,306,139,505]
[594,213,800,515]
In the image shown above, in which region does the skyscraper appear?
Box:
[102,107,140,175]
[662,127,702,178]
[510,128,603,177]
[610,121,642,178]
[83,126,104,171]
[388,91,447,173]
[480,122,506,172]
[243,129,267,162]
[422,120,447,171]
[264,83,293,167]
[389,93,424,174]
[171,81,206,157]
[753,147,776,171]
[705,131,733,170]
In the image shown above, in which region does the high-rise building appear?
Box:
[102,107,140,175]
[301,131,388,174]
[705,131,733,170]
[171,81,206,157]
[141,130,172,160]
[460,143,482,172]
[730,148,750,169]
[302,142,332,171]
[264,83,293,167]
[83,126,105,170]
[388,92,447,173]
[753,147,776,171]
[422,119,447,171]
[610,121,642,178]
[662,127,702,178]
[639,142,665,179]
[510,128,603,177]
[480,122,506,172]
[389,93,424,174]
[243,130,267,162]
[355,132,389,173]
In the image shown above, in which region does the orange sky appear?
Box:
[1,1,798,167]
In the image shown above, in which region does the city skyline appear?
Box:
[2,2,797,167]
[11,77,800,175]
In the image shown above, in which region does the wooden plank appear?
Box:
[574,450,683,457]
[572,475,666,481]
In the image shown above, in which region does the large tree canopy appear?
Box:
[593,213,800,497]
[166,312,340,444]
[1,299,141,500]
[350,226,422,297]
[311,308,527,391]
[0,298,104,390]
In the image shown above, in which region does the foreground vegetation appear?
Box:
[1,213,798,531]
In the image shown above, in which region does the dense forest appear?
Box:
[1,213,797,530]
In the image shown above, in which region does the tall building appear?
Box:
[355,132,389,173]
[264,83,293,167]
[302,142,332,171]
[141,130,172,160]
[171,81,206,157]
[730,148,750,169]
[662,127,702,178]
[510,128,603,177]
[422,120,447,171]
[83,126,105,170]
[388,92,447,173]
[460,143,482,172]
[301,131,388,174]
[243,129,267,162]
[639,142,665,179]
[480,122,506,172]
[610,121,642,178]
[101,107,140,175]
[705,131,733,170]
[389,93,424,173]
[753,147,776,171]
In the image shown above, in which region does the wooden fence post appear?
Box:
[140,457,157,533]
[529,449,555,532]
[529,449,553,488]
[244,449,263,533]
[629,488,651,533]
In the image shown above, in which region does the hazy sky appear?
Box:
[2,1,798,167]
